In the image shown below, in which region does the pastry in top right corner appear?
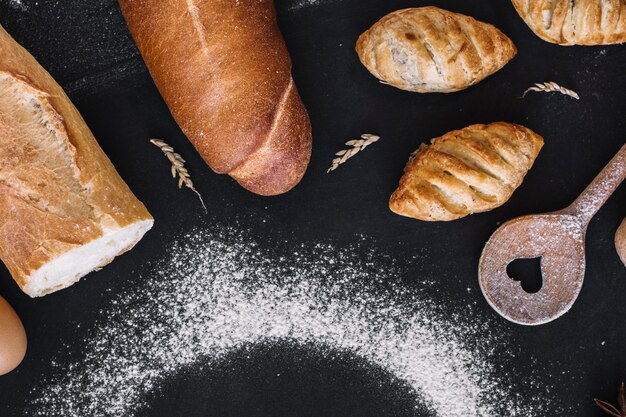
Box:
[511,0,626,45]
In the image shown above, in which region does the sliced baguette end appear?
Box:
[22,219,153,298]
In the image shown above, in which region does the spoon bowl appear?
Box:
[479,213,586,325]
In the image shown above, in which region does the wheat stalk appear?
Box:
[327,134,380,173]
[523,81,580,99]
[150,139,207,212]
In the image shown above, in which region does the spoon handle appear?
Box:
[566,142,626,224]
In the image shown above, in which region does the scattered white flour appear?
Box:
[29,227,548,416]
[287,0,329,11]
[4,0,27,11]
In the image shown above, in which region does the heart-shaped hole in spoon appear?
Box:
[506,257,543,294]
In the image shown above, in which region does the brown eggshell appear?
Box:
[617,218,626,267]
[0,296,27,376]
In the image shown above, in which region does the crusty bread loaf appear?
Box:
[390,122,544,221]
[617,218,626,266]
[0,25,153,297]
[511,0,626,45]
[356,7,517,93]
[118,0,312,196]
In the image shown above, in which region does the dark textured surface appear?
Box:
[0,0,625,416]
[136,341,434,417]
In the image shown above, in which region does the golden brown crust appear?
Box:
[118,0,312,196]
[356,7,517,93]
[0,25,153,293]
[511,0,626,45]
[390,122,544,221]
[617,218,626,266]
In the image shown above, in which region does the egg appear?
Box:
[0,296,27,376]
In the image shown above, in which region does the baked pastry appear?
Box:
[511,0,626,45]
[0,25,153,297]
[616,218,626,266]
[390,122,544,221]
[356,7,517,93]
[119,0,312,196]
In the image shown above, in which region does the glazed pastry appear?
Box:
[356,7,517,93]
[616,218,626,266]
[390,122,544,221]
[511,0,626,45]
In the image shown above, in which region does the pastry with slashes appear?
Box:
[356,7,517,93]
[390,123,544,221]
[511,0,626,45]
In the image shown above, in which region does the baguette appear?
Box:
[118,0,312,196]
[0,25,153,297]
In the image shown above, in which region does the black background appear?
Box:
[0,0,625,415]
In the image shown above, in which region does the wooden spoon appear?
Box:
[479,142,626,325]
